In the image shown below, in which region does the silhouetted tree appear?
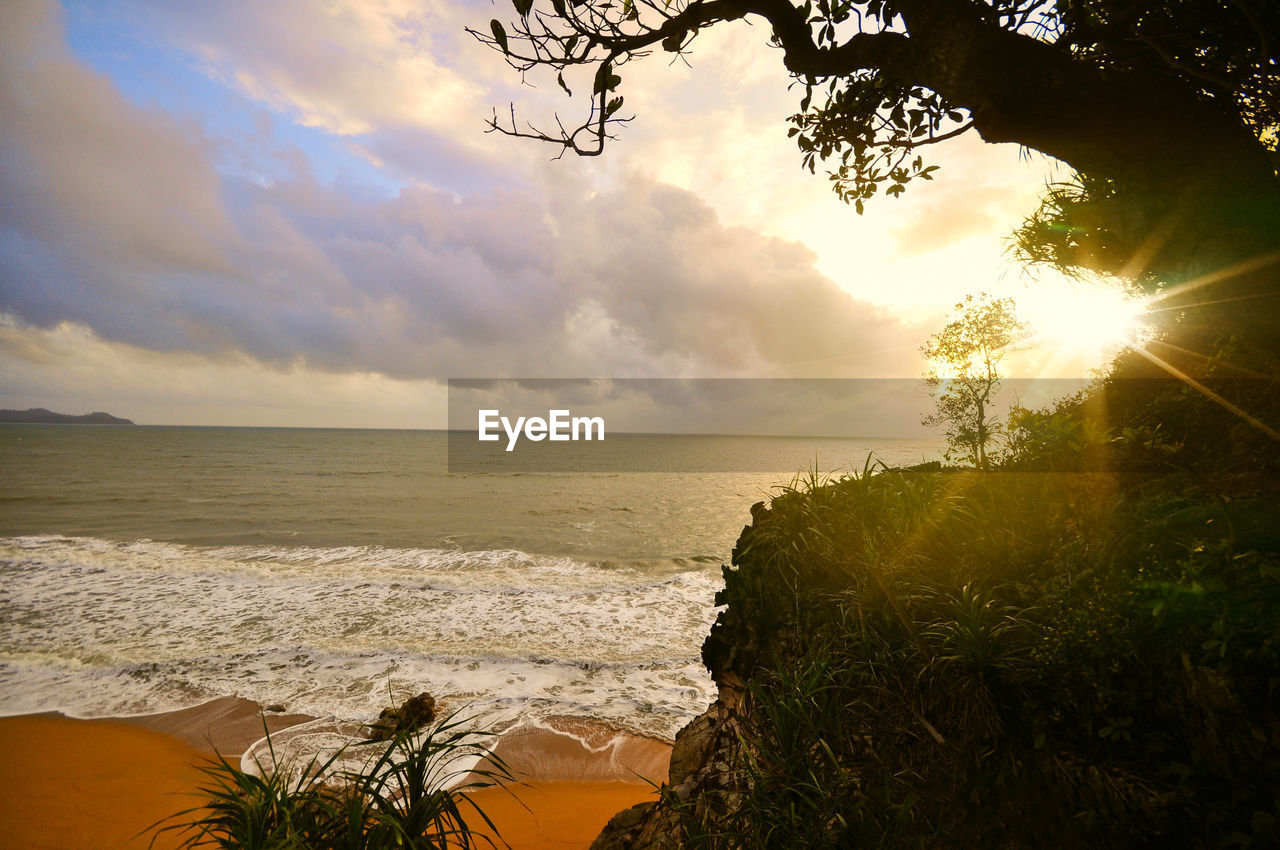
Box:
[922,293,1024,468]
[475,0,1280,361]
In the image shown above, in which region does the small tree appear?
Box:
[922,293,1024,469]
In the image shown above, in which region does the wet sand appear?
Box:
[464,718,670,848]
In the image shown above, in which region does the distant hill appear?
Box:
[0,408,135,425]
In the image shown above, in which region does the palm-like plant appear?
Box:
[150,710,514,849]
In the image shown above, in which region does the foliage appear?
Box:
[920,293,1025,469]
[472,0,1279,232]
[474,0,1280,363]
[998,347,1280,484]
[1046,0,1280,153]
[1009,173,1145,282]
[689,450,1280,848]
[151,711,513,850]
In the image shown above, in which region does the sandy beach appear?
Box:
[0,699,669,849]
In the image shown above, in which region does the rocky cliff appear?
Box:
[592,502,776,849]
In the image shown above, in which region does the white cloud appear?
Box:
[129,0,487,140]
[0,0,237,280]
[0,0,927,431]
[0,0,1091,425]
[0,319,447,428]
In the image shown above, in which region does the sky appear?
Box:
[0,0,1132,428]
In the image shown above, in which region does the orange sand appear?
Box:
[0,703,672,850]
[467,781,660,849]
[463,720,670,848]
[0,715,206,850]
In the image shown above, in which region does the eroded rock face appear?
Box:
[592,801,661,850]
[590,689,745,850]
[592,511,771,849]
[368,691,436,740]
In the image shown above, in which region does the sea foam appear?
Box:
[0,535,720,738]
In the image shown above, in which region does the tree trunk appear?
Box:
[892,4,1280,365]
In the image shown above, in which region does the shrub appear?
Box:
[152,711,513,849]
[691,457,1280,848]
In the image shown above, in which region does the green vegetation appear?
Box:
[152,712,513,849]
[921,293,1025,469]
[680,379,1280,848]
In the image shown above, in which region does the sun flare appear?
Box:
[1018,280,1151,373]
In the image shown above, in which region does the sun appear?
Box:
[1016,279,1152,373]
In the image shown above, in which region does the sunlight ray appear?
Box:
[1143,289,1280,314]
[1145,251,1280,306]
[1132,347,1280,443]
[1144,338,1275,380]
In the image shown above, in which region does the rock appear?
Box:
[265,703,286,713]
[668,706,717,787]
[369,691,436,740]
[592,699,736,849]
[589,801,657,850]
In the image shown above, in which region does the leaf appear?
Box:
[593,66,622,93]
[557,71,572,96]
[606,95,624,117]
[513,0,534,17]
[490,19,509,54]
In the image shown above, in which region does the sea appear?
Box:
[0,425,943,742]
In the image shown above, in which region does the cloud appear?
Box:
[124,0,489,140]
[545,177,922,376]
[890,183,1022,257]
[0,0,237,282]
[0,0,925,390]
[0,319,447,428]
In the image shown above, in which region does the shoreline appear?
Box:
[108,695,317,757]
[0,696,671,849]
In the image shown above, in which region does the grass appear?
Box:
[151,710,515,849]
[686,450,1280,849]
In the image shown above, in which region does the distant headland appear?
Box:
[0,408,135,425]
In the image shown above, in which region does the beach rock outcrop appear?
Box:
[592,506,776,849]
[591,692,744,850]
[368,691,436,740]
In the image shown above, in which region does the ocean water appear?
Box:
[0,425,942,740]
